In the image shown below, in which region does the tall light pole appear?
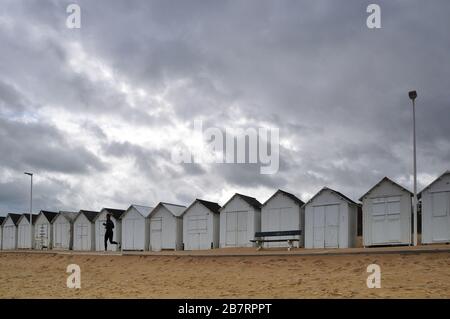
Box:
[24,172,33,249]
[408,90,418,246]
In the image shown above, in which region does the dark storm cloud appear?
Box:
[0,117,107,174]
[0,0,449,213]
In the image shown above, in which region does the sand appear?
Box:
[1,250,449,299]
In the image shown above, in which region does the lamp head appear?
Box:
[408,90,417,100]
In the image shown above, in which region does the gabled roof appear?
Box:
[122,204,154,219]
[0,216,5,225]
[18,213,39,225]
[182,199,221,216]
[4,213,22,225]
[57,211,78,222]
[77,210,99,223]
[220,193,262,211]
[263,189,304,207]
[303,187,358,207]
[38,210,58,223]
[151,202,187,218]
[100,208,126,220]
[418,170,450,195]
[359,177,413,201]
[197,199,221,214]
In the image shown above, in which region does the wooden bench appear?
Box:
[250,230,302,251]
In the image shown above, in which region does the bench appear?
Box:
[250,230,302,251]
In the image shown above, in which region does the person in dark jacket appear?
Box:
[103,214,119,251]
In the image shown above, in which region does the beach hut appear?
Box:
[1,213,21,250]
[360,177,412,247]
[149,202,186,251]
[261,189,305,248]
[52,211,78,250]
[219,193,262,248]
[34,211,58,249]
[304,187,358,249]
[420,171,450,244]
[73,210,98,251]
[17,214,38,249]
[182,199,221,250]
[121,205,154,251]
[0,216,4,249]
[94,208,125,251]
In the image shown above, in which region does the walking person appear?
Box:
[103,214,119,251]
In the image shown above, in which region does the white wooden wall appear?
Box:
[220,196,261,248]
[421,173,450,244]
[73,214,95,251]
[52,215,72,250]
[121,208,149,251]
[17,218,34,249]
[1,217,17,250]
[183,202,217,250]
[149,206,182,251]
[362,180,412,246]
[305,189,356,249]
[261,192,303,247]
[34,215,53,249]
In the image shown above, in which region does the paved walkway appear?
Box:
[1,244,450,258]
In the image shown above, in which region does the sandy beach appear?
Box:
[0,249,449,298]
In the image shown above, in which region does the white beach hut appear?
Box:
[219,193,262,248]
[420,171,450,244]
[73,210,98,251]
[149,202,186,251]
[34,211,58,249]
[94,208,125,251]
[1,213,21,250]
[360,177,412,247]
[17,214,38,249]
[261,190,305,248]
[0,216,4,249]
[304,187,358,249]
[52,211,78,250]
[182,199,221,250]
[121,205,154,251]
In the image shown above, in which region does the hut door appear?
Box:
[150,217,162,251]
[225,211,248,246]
[122,219,134,249]
[77,224,89,250]
[313,206,325,248]
[237,211,248,246]
[324,205,339,248]
[225,212,237,246]
[187,215,208,250]
[36,224,49,249]
[55,222,69,249]
[371,196,401,244]
[431,192,450,242]
[54,223,62,248]
[18,224,29,248]
[5,225,15,249]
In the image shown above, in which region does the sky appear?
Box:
[0,0,449,215]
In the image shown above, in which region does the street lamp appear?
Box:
[24,172,33,249]
[408,91,418,246]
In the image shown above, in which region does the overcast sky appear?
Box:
[0,0,449,215]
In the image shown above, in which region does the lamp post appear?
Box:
[24,172,33,249]
[408,90,418,246]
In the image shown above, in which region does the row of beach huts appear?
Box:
[0,172,449,251]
